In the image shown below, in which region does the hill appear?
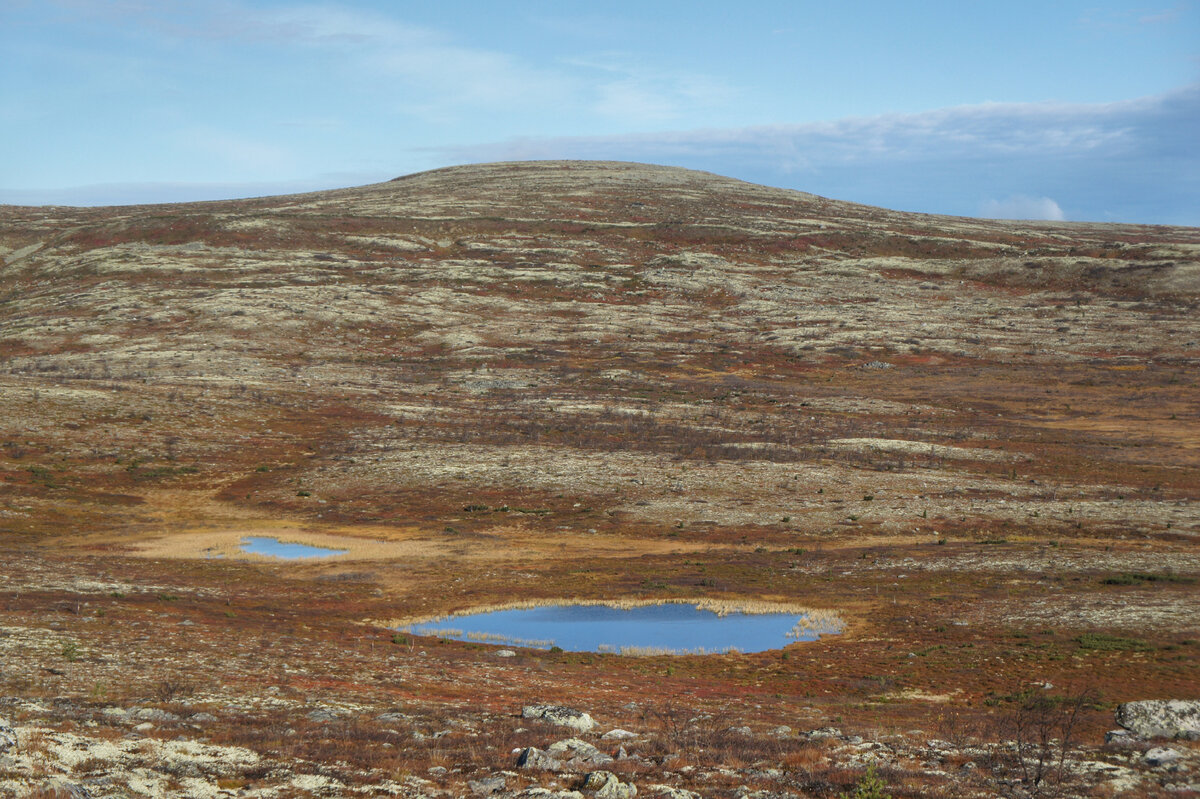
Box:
[0,161,1197,797]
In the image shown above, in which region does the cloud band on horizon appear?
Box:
[431,83,1200,226]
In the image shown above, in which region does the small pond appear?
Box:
[401,603,841,655]
[239,536,348,559]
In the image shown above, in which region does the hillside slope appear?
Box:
[0,161,1198,797]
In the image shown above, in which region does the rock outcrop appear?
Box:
[0,717,15,755]
[518,737,614,772]
[581,770,637,799]
[522,705,597,734]
[1115,700,1200,740]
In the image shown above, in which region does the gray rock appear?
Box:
[189,712,218,723]
[601,728,638,740]
[495,649,517,658]
[515,789,585,799]
[548,737,613,766]
[803,727,843,741]
[44,783,92,799]
[469,775,508,795]
[645,787,700,799]
[0,717,15,754]
[1116,700,1200,740]
[517,746,563,772]
[1144,746,1182,767]
[1105,729,1135,746]
[769,725,793,738]
[523,704,597,734]
[376,712,411,724]
[581,770,637,799]
[306,708,342,723]
[134,708,179,723]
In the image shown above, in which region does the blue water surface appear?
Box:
[240,536,347,559]
[405,603,839,654]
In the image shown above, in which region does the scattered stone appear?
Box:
[43,782,92,799]
[1116,700,1200,740]
[581,770,637,799]
[517,747,563,772]
[469,774,508,794]
[515,789,585,799]
[189,712,218,723]
[0,717,15,754]
[496,649,517,658]
[728,725,753,736]
[134,708,179,723]
[548,737,614,767]
[803,727,843,741]
[769,725,793,738]
[306,708,341,723]
[377,712,410,724]
[645,786,700,799]
[523,705,597,734]
[1105,729,1134,746]
[1144,747,1182,767]
[428,765,448,776]
[601,728,638,740]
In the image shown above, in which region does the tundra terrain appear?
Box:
[0,161,1197,797]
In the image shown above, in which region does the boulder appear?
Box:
[376,712,409,723]
[581,770,637,799]
[469,775,508,795]
[44,782,92,799]
[523,704,597,734]
[515,789,585,799]
[645,787,701,799]
[517,746,562,772]
[1115,700,1200,740]
[601,728,638,741]
[0,717,15,754]
[547,737,613,767]
[1104,729,1135,746]
[1144,747,1182,767]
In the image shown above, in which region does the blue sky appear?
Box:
[2,0,1197,223]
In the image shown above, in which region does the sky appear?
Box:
[2,0,1198,224]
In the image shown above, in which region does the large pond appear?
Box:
[400,603,842,655]
[239,536,347,559]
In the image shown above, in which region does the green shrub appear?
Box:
[1075,632,1151,651]
[838,765,891,799]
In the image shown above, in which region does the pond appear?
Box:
[239,536,348,559]
[400,603,842,655]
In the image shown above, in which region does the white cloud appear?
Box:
[432,84,1199,225]
[980,195,1066,221]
